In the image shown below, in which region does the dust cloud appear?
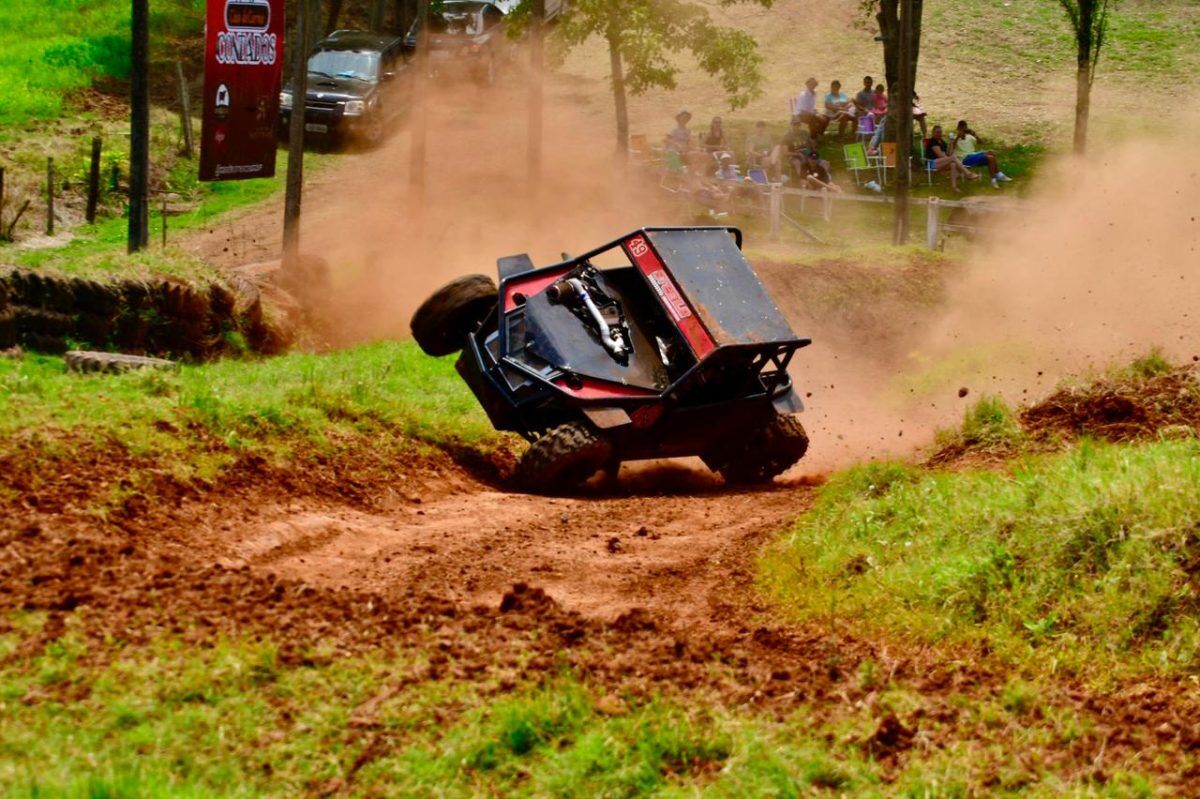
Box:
[290,63,1199,475]
[301,61,683,343]
[795,133,1200,471]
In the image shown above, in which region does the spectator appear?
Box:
[950,120,1012,189]
[854,76,875,117]
[715,153,740,181]
[872,83,888,122]
[780,117,814,180]
[799,148,842,193]
[744,121,775,169]
[664,110,692,153]
[925,124,975,193]
[702,116,733,159]
[824,80,857,136]
[791,77,829,139]
[912,91,928,137]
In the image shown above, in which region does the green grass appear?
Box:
[0,0,204,125]
[0,621,1167,798]
[761,436,1200,683]
[0,342,503,503]
[10,149,314,279]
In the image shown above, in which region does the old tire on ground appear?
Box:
[516,422,614,494]
[410,274,497,357]
[705,413,809,485]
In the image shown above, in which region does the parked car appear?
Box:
[279,31,410,148]
[403,1,507,85]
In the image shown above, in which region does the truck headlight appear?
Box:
[344,100,366,116]
[279,90,292,110]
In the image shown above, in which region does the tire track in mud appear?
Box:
[218,462,819,628]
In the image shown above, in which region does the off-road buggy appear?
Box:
[410,227,811,491]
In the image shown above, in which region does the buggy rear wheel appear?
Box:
[410,274,498,357]
[704,413,809,485]
[516,422,614,494]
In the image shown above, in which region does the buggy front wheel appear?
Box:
[515,422,614,494]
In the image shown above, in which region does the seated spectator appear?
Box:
[791,77,829,139]
[950,120,1012,188]
[701,116,731,157]
[824,80,858,136]
[781,117,815,180]
[854,76,875,117]
[715,153,741,181]
[872,83,888,122]
[799,148,842,193]
[925,124,976,193]
[664,110,692,153]
[744,121,775,169]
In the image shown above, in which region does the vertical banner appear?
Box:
[199,0,285,182]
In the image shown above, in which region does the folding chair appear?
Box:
[842,142,875,187]
[629,134,654,164]
[879,142,897,185]
[746,167,769,186]
[660,149,688,192]
[856,114,875,143]
[917,138,937,185]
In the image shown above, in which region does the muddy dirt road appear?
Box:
[180,460,818,631]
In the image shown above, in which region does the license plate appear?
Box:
[305,123,328,133]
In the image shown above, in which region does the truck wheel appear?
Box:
[706,413,809,485]
[410,274,498,356]
[358,110,385,149]
[516,422,614,494]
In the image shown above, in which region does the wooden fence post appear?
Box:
[176,61,194,158]
[86,137,102,223]
[768,183,782,240]
[925,196,940,250]
[46,157,55,236]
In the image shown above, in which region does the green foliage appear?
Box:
[762,438,1200,679]
[512,0,771,124]
[934,395,1024,453]
[1124,348,1172,380]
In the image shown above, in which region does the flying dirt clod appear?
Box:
[410,226,811,493]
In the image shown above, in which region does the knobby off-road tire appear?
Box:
[705,413,809,485]
[410,274,498,357]
[516,422,614,494]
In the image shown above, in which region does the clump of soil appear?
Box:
[932,363,1200,465]
[1022,364,1200,443]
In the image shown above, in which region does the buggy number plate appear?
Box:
[646,269,692,322]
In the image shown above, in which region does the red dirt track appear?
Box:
[4,440,1200,793]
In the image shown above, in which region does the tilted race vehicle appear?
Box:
[410,227,811,492]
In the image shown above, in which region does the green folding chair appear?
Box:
[842,142,875,187]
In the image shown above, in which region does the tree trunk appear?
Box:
[877,0,898,92]
[326,0,343,34]
[607,29,629,158]
[892,0,915,245]
[129,0,150,253]
[1073,60,1091,154]
[1072,1,1095,154]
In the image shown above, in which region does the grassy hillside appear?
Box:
[0,0,203,125]
[556,0,1200,149]
[0,342,503,512]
